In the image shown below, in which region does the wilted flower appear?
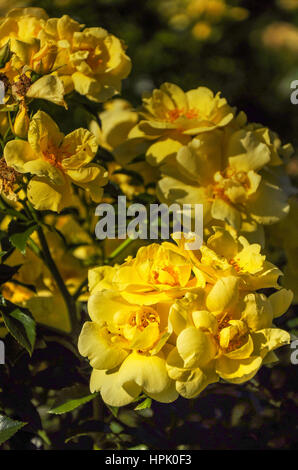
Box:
[0,156,20,201]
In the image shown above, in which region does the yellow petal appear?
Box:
[176,365,218,399]
[78,321,128,370]
[216,355,262,383]
[27,74,66,107]
[246,180,289,225]
[146,137,185,166]
[206,276,239,313]
[211,198,241,230]
[130,323,160,350]
[24,159,64,184]
[160,82,188,109]
[90,368,140,406]
[28,110,64,154]
[252,328,290,358]
[242,293,273,330]
[72,72,102,100]
[27,175,73,212]
[228,130,271,172]
[4,139,37,173]
[176,133,222,185]
[207,228,238,260]
[192,310,218,333]
[224,334,254,360]
[67,164,108,202]
[87,290,132,324]
[269,289,293,318]
[61,129,98,169]
[88,266,116,294]
[118,352,175,399]
[176,327,216,368]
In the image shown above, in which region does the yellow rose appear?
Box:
[38,15,131,102]
[4,110,108,212]
[174,228,283,291]
[89,241,205,305]
[90,99,138,154]
[158,126,290,238]
[0,9,61,81]
[167,283,292,398]
[116,82,235,165]
[0,8,47,47]
[79,290,178,406]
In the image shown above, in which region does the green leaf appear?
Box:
[37,430,51,446]
[9,224,37,255]
[49,385,97,414]
[0,303,36,356]
[134,397,152,411]
[0,42,12,69]
[0,264,21,285]
[0,414,26,445]
[107,405,119,418]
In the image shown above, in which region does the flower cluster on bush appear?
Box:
[0,7,295,417]
[79,230,292,405]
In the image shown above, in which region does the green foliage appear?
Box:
[0,415,26,445]
[0,300,36,355]
[9,223,37,255]
[134,398,152,411]
[49,385,98,415]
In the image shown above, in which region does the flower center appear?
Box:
[151,265,180,286]
[228,259,241,272]
[166,107,198,123]
[129,306,160,331]
[216,315,248,352]
[42,143,71,170]
[212,168,250,202]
